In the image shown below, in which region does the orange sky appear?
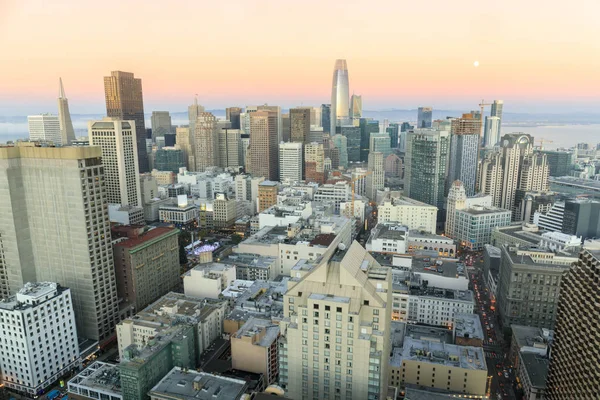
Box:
[1,0,599,114]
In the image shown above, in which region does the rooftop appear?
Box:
[221,280,256,299]
[232,317,280,347]
[113,226,177,250]
[68,362,121,397]
[220,253,276,271]
[149,367,247,400]
[259,180,279,187]
[380,192,437,208]
[457,205,512,216]
[367,223,409,244]
[520,353,549,389]
[407,230,454,243]
[0,282,63,311]
[512,325,553,351]
[409,287,474,303]
[454,313,484,341]
[232,280,287,315]
[503,245,578,267]
[391,337,487,371]
[410,255,467,279]
[405,324,453,344]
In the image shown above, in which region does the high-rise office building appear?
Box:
[310,107,322,128]
[226,107,242,129]
[104,71,148,172]
[367,151,384,200]
[490,100,504,119]
[540,150,573,177]
[27,114,61,144]
[331,59,350,134]
[150,111,172,140]
[282,113,291,142]
[332,134,349,169]
[89,118,142,206]
[279,142,303,182]
[449,114,480,196]
[386,123,399,148]
[546,246,600,399]
[0,144,119,341]
[290,107,311,143]
[304,142,327,184]
[483,116,501,148]
[194,112,219,171]
[153,147,185,172]
[247,104,283,145]
[249,110,279,181]
[188,96,205,141]
[405,129,450,210]
[360,118,379,162]
[350,94,362,125]
[175,127,193,169]
[280,242,392,400]
[218,128,242,168]
[417,107,433,128]
[57,78,76,145]
[321,104,331,134]
[341,125,361,162]
[369,133,392,158]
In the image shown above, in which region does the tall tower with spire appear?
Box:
[330,59,350,134]
[57,78,76,145]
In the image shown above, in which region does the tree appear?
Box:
[179,243,188,265]
[231,234,243,245]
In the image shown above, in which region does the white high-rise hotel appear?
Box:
[0,282,79,395]
[279,142,303,182]
[88,118,142,207]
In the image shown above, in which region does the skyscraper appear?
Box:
[27,114,61,144]
[279,142,303,182]
[448,113,480,196]
[359,118,379,162]
[175,127,193,169]
[57,78,76,145]
[310,107,322,128]
[249,110,279,180]
[332,134,349,169]
[226,107,242,129]
[490,100,504,119]
[321,104,331,134]
[104,71,148,172]
[349,94,362,125]
[88,119,142,207]
[367,151,384,200]
[483,116,501,148]
[0,144,119,341]
[194,112,219,172]
[218,128,242,168]
[417,107,433,128]
[386,123,399,148]
[290,107,311,143]
[369,133,393,158]
[151,111,172,140]
[304,142,327,184]
[330,59,350,134]
[188,96,205,139]
[341,125,361,162]
[546,246,600,399]
[405,129,450,210]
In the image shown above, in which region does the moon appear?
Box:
[474,61,480,67]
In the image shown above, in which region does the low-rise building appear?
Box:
[183,262,237,299]
[313,181,351,213]
[258,200,313,230]
[509,325,552,400]
[366,223,408,254]
[159,196,198,229]
[378,192,438,234]
[148,367,248,400]
[518,352,549,400]
[453,313,484,347]
[108,204,145,225]
[406,231,456,257]
[454,206,512,250]
[406,287,475,328]
[68,362,123,400]
[258,181,279,213]
[220,253,276,281]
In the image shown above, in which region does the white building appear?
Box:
[539,231,581,252]
[0,282,80,395]
[366,223,408,254]
[533,201,565,232]
[454,205,512,250]
[158,196,198,228]
[445,180,493,239]
[27,114,61,144]
[407,288,475,328]
[108,204,144,225]
[89,118,142,206]
[378,192,438,234]
[258,201,313,230]
[279,142,303,182]
[183,262,237,299]
[367,151,385,200]
[68,362,123,400]
[314,181,351,213]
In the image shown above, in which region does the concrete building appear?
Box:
[104,71,148,172]
[378,192,438,234]
[218,128,242,168]
[279,142,303,182]
[89,118,142,206]
[108,204,145,225]
[453,313,484,347]
[405,129,450,210]
[0,144,119,341]
[389,338,487,396]
[149,367,247,400]
[212,192,237,229]
[546,246,600,399]
[406,231,456,257]
[445,181,493,238]
[231,317,280,384]
[68,362,123,400]
[366,223,408,254]
[151,111,172,140]
[290,107,311,144]
[151,169,176,185]
[194,112,219,172]
[220,253,277,281]
[188,97,205,149]
[249,110,279,181]
[112,226,180,312]
[158,197,198,229]
[367,152,385,200]
[406,287,475,328]
[384,154,402,178]
[0,282,79,395]
[453,206,512,250]
[28,113,61,144]
[304,142,327,184]
[258,200,313,230]
[280,242,392,400]
[57,79,76,145]
[183,262,237,299]
[258,181,279,213]
[449,114,480,196]
[175,127,193,169]
[314,182,351,213]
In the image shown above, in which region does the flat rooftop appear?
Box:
[149,367,247,400]
[113,227,177,249]
[405,324,453,344]
[454,313,484,341]
[504,246,578,267]
[232,317,280,347]
[411,256,467,279]
[457,205,511,216]
[512,325,553,350]
[520,352,549,389]
[407,230,454,243]
[220,253,276,270]
[68,362,122,398]
[409,287,474,303]
[391,337,487,371]
[367,223,408,244]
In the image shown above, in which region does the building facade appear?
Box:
[249,110,279,181]
[27,114,61,144]
[291,107,311,144]
[454,206,512,250]
[331,59,350,134]
[279,142,303,182]
[57,78,76,145]
[194,112,219,172]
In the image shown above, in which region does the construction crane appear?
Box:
[535,138,554,150]
[345,171,372,219]
[478,99,493,138]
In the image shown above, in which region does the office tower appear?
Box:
[405,129,450,210]
[240,133,250,170]
[369,133,393,158]
[445,181,493,238]
[490,100,504,119]
[194,112,219,172]
[417,106,433,128]
[246,104,283,145]
[280,242,391,400]
[279,142,303,182]
[454,206,511,250]
[341,125,361,162]
[350,93,362,125]
[150,111,172,140]
[212,193,237,229]
[154,147,185,172]
[89,119,142,206]
[175,127,193,169]
[226,107,242,129]
[310,106,322,128]
[386,123,399,148]
[188,96,205,140]
[304,142,327,184]
[483,116,501,148]
[330,59,350,134]
[57,78,76,145]
[258,181,278,212]
[0,145,119,341]
[104,71,148,172]
[321,104,331,134]
[0,282,79,395]
[384,154,402,178]
[249,110,279,181]
[448,114,480,196]
[27,114,61,144]
[332,134,349,168]
[281,113,291,142]
[367,151,384,200]
[357,118,377,161]
[218,128,242,168]
[546,247,600,399]
[290,107,311,143]
[540,150,573,176]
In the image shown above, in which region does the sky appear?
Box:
[1,0,599,116]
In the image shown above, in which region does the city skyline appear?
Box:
[1,0,599,115]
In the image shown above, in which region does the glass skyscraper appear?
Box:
[330,59,350,134]
[417,106,433,128]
